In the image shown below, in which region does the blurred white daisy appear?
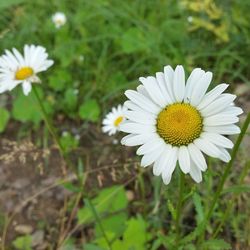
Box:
[120,65,243,184]
[52,12,67,28]
[0,45,54,96]
[102,104,127,136]
[187,16,193,23]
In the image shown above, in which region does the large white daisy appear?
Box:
[120,65,243,184]
[102,104,127,136]
[0,45,54,96]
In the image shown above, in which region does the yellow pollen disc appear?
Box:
[114,116,123,127]
[15,67,34,80]
[156,103,203,146]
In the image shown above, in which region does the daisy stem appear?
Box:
[33,86,75,175]
[198,112,250,243]
[175,170,185,244]
[84,198,113,250]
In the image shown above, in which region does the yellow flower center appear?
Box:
[114,116,123,127]
[15,67,34,80]
[156,103,203,146]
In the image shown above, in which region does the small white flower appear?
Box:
[73,89,79,95]
[62,131,69,137]
[112,139,119,145]
[120,65,243,185]
[102,104,127,136]
[0,45,54,96]
[52,12,67,28]
[79,55,84,62]
[75,134,81,140]
[187,16,193,23]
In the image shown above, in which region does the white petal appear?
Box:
[162,146,178,185]
[141,144,165,167]
[189,158,202,183]
[12,48,25,66]
[197,84,229,110]
[164,65,175,102]
[188,143,207,171]
[190,71,213,106]
[200,94,236,117]
[120,122,156,134]
[201,132,234,149]
[184,68,205,103]
[136,137,164,155]
[22,81,32,96]
[219,106,243,116]
[204,124,240,135]
[125,90,161,114]
[155,72,172,104]
[194,138,221,158]
[139,76,167,107]
[137,84,151,99]
[173,65,185,102]
[178,146,190,174]
[124,100,147,113]
[153,144,171,176]
[121,133,156,146]
[203,114,239,126]
[218,147,231,163]
[125,110,156,125]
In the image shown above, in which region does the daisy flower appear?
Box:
[120,65,243,184]
[52,12,67,28]
[0,45,54,96]
[102,104,127,136]
[187,16,193,23]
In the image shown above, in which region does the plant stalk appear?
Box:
[198,112,250,243]
[175,171,185,245]
[33,86,76,174]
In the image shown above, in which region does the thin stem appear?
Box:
[33,86,75,174]
[175,171,185,244]
[84,198,112,250]
[212,160,250,238]
[198,112,250,242]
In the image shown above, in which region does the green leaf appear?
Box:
[202,239,231,250]
[112,216,151,250]
[13,235,32,250]
[77,185,128,225]
[63,88,78,112]
[222,185,250,194]
[192,193,204,223]
[95,212,127,238]
[61,182,81,193]
[60,132,79,152]
[0,107,10,132]
[84,244,105,250]
[48,69,71,91]
[12,88,53,125]
[79,99,100,122]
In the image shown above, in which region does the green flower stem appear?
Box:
[212,160,250,238]
[175,170,185,245]
[84,198,113,250]
[33,86,112,250]
[198,112,250,242]
[33,86,74,174]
